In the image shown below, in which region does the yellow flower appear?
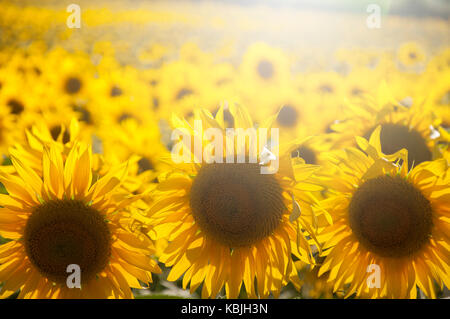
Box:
[42,48,95,100]
[317,127,449,298]
[97,116,170,191]
[154,59,217,121]
[6,118,92,177]
[238,42,292,121]
[398,42,426,67]
[0,76,32,117]
[0,138,161,298]
[331,83,442,169]
[150,104,321,298]
[289,71,347,135]
[240,42,291,88]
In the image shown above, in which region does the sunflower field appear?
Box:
[0,0,449,301]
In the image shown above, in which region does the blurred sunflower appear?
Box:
[398,42,426,67]
[98,116,170,188]
[266,87,316,135]
[6,118,93,177]
[155,60,215,120]
[0,79,30,117]
[0,139,161,298]
[240,42,291,88]
[292,72,347,135]
[331,84,442,168]
[317,127,449,298]
[42,48,95,100]
[150,104,322,298]
[342,67,379,99]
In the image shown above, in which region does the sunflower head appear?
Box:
[317,127,449,298]
[152,103,321,298]
[24,199,112,285]
[0,130,161,298]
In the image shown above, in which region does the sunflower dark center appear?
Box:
[349,175,432,258]
[7,99,24,115]
[50,126,71,144]
[152,97,159,110]
[110,85,123,97]
[276,105,299,127]
[24,200,111,284]
[351,87,363,96]
[409,52,417,59]
[176,88,193,100]
[64,77,82,94]
[137,157,154,173]
[364,123,432,168]
[190,163,285,248]
[291,145,317,164]
[73,105,93,125]
[118,112,139,124]
[257,60,274,79]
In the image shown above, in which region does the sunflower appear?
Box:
[290,72,347,135]
[0,137,161,298]
[204,62,240,115]
[94,61,153,104]
[0,75,32,117]
[42,48,95,100]
[140,68,163,113]
[262,87,313,135]
[154,60,217,121]
[150,104,322,298]
[238,42,292,119]
[398,42,426,67]
[342,67,379,99]
[331,83,442,169]
[97,115,170,191]
[317,127,449,298]
[4,118,92,177]
[240,42,291,87]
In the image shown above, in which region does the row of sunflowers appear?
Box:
[0,1,449,299]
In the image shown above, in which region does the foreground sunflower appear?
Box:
[317,127,449,298]
[150,104,322,298]
[0,140,161,298]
